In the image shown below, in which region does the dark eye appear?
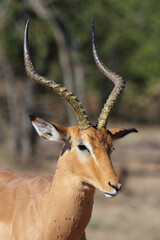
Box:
[78,144,90,153]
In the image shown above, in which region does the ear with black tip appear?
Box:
[29,115,68,143]
[107,128,138,140]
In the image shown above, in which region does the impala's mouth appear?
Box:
[103,192,117,198]
[103,189,120,198]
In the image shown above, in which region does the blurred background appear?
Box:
[0,0,160,239]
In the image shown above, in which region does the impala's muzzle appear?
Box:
[109,182,121,193]
[103,182,121,198]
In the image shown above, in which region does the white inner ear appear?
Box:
[32,120,62,142]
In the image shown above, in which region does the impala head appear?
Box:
[24,20,137,198]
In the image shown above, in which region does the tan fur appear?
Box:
[0,125,135,239]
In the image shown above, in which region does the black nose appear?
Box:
[109,182,121,193]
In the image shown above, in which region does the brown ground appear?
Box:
[0,121,160,240]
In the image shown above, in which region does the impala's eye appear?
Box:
[78,144,90,153]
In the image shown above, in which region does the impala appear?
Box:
[0,20,137,240]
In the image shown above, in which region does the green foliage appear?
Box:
[1,0,160,122]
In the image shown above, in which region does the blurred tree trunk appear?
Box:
[0,0,12,25]
[28,0,86,126]
[71,47,86,109]
[1,51,20,154]
[1,50,34,164]
[0,0,35,164]
[20,77,34,163]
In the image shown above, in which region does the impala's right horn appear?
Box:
[92,22,125,129]
[24,20,92,130]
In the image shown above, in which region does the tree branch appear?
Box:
[28,0,77,125]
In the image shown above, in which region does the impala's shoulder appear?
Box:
[0,168,32,182]
[0,169,53,192]
[30,175,53,188]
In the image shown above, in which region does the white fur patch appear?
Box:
[84,142,95,158]
[103,193,113,198]
[103,189,117,198]
[77,141,97,165]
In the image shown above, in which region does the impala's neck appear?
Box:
[41,150,95,240]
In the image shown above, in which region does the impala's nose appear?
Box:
[103,182,121,198]
[109,182,121,193]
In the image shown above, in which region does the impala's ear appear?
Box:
[107,128,138,140]
[29,115,68,142]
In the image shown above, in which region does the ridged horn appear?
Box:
[92,21,125,129]
[24,20,92,130]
